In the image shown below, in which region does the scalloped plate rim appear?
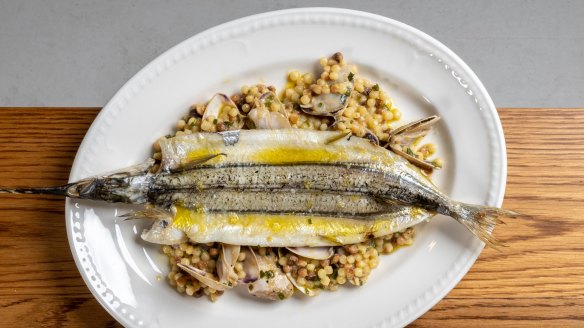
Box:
[65,7,506,328]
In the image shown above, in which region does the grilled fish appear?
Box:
[0,129,517,248]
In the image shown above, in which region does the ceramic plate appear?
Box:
[66,8,506,328]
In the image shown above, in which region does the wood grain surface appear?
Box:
[0,108,582,327]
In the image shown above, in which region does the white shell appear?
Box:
[247,254,293,300]
[202,93,244,129]
[300,65,354,116]
[176,263,232,291]
[278,247,320,296]
[217,244,240,284]
[301,91,351,116]
[248,108,291,129]
[285,272,320,297]
[286,246,334,260]
[248,92,291,129]
[240,247,259,283]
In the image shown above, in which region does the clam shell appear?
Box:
[216,244,240,284]
[177,263,232,291]
[286,246,334,260]
[240,247,259,283]
[248,92,291,129]
[202,93,244,130]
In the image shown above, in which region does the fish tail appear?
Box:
[449,202,519,249]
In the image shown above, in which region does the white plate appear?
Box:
[66,8,506,328]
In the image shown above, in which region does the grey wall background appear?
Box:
[0,0,582,107]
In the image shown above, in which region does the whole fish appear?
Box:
[0,129,516,248]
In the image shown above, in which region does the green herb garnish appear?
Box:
[266,270,275,279]
[308,218,313,224]
[347,72,354,82]
[265,95,274,108]
[406,148,415,156]
[260,270,266,279]
[278,293,285,300]
[213,119,218,124]
[318,102,323,108]
[372,84,379,91]
[331,267,339,280]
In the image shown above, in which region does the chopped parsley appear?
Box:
[308,218,313,224]
[265,95,274,108]
[248,284,254,291]
[372,83,379,91]
[213,118,218,125]
[189,120,196,127]
[164,134,172,139]
[331,267,339,280]
[406,148,415,156]
[318,102,324,108]
[278,293,285,300]
[259,270,275,280]
[347,72,354,82]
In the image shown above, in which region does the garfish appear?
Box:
[0,128,517,248]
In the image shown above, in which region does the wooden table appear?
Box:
[0,108,582,327]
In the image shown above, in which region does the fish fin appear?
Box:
[173,153,226,172]
[324,132,351,145]
[317,234,344,245]
[451,203,520,250]
[119,207,172,220]
[104,159,155,178]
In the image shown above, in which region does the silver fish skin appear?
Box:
[0,130,517,247]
